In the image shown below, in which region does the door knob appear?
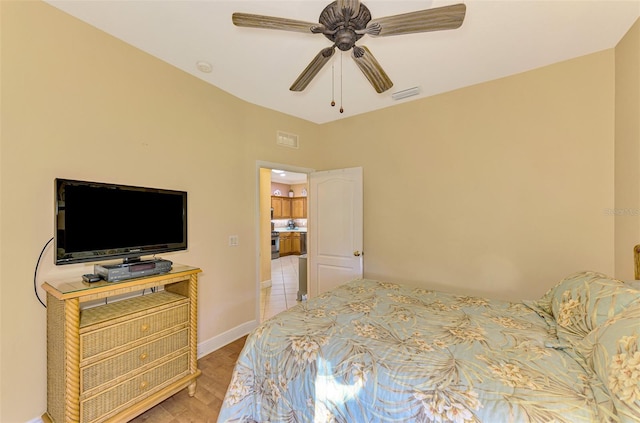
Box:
[353,251,361,257]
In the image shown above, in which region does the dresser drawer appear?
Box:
[81,291,187,327]
[81,352,190,423]
[80,300,189,360]
[81,328,189,393]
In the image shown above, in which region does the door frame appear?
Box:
[255,161,315,322]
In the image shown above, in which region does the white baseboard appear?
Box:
[27,417,44,423]
[197,319,258,358]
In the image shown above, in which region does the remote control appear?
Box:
[82,274,102,283]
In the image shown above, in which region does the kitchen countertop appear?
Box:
[274,227,307,232]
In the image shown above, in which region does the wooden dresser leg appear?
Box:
[188,381,197,397]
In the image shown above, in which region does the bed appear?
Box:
[217,271,640,422]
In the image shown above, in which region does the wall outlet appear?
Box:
[229,235,239,247]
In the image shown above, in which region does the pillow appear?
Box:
[543,272,639,346]
[578,304,640,422]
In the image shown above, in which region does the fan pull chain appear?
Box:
[340,52,344,113]
[331,63,335,107]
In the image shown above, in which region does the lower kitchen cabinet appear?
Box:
[279,232,303,256]
[280,232,292,256]
[291,233,301,254]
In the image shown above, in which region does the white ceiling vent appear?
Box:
[277,131,299,149]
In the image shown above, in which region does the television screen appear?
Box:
[55,179,187,265]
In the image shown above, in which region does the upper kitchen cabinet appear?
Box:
[272,196,307,219]
[291,197,307,219]
[271,196,291,219]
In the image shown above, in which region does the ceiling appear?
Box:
[271,169,308,185]
[46,1,639,124]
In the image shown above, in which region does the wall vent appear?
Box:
[277,131,299,149]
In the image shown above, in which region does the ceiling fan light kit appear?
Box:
[232,0,465,98]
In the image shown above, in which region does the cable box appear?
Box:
[94,259,173,282]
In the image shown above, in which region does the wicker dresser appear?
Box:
[42,265,201,423]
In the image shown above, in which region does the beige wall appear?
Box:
[615,19,640,279]
[0,2,323,421]
[319,50,617,300]
[271,181,292,196]
[1,1,638,421]
[290,183,309,197]
[270,182,309,197]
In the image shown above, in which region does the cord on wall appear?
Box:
[34,237,53,308]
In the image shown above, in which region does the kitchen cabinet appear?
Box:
[291,197,307,218]
[279,232,292,255]
[291,232,301,254]
[271,197,283,218]
[271,196,291,219]
[272,196,306,219]
[279,232,302,256]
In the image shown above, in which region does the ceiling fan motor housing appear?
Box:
[320,1,372,51]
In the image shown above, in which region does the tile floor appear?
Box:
[261,255,302,321]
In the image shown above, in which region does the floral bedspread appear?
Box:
[217,279,615,423]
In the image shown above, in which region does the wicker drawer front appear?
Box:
[81,329,189,393]
[81,302,189,360]
[81,353,190,423]
[80,291,186,328]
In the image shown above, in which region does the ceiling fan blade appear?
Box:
[351,46,393,93]
[232,12,319,34]
[369,3,466,37]
[290,47,336,92]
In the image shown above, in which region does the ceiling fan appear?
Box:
[232,1,466,94]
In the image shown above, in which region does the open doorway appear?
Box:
[257,162,312,322]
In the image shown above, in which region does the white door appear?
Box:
[308,167,363,297]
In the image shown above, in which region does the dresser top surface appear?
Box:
[43,264,200,300]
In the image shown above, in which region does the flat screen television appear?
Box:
[55,178,187,265]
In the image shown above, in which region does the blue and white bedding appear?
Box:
[217,272,640,422]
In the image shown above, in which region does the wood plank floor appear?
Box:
[130,336,247,423]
